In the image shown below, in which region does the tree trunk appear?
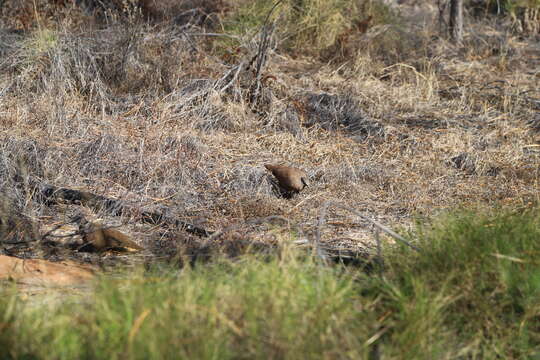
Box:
[449,0,463,44]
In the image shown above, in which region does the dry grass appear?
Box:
[0,1,538,264]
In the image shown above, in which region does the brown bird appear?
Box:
[78,219,144,252]
[264,164,309,198]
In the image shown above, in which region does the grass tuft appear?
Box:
[3,209,540,358]
[1,254,369,359]
[374,208,540,357]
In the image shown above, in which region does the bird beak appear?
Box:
[302,178,309,188]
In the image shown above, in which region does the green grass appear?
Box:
[214,0,404,63]
[219,0,365,55]
[2,209,540,359]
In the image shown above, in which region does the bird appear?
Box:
[264,164,309,198]
[77,218,144,252]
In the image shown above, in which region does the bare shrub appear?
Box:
[0,195,38,244]
[0,138,46,184]
[0,140,42,245]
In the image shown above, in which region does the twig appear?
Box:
[318,201,421,252]
[375,228,383,277]
[33,182,213,238]
[249,22,275,105]
[248,0,283,105]
[203,215,298,247]
[41,219,126,240]
[437,0,449,33]
[40,214,83,241]
[479,79,510,91]
[215,62,244,93]
[314,202,330,264]
[186,32,241,40]
[247,215,290,226]
[262,0,285,28]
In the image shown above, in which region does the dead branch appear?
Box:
[215,61,245,93]
[34,183,213,238]
[39,214,83,241]
[249,22,275,105]
[248,1,282,106]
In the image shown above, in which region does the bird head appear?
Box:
[301,176,309,189]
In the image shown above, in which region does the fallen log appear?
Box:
[36,183,213,238]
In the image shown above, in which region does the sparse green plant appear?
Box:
[222,0,368,55]
[498,0,540,13]
[21,28,57,64]
[372,209,540,357]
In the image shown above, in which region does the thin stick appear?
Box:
[249,0,283,105]
[314,202,330,264]
[375,228,383,277]
[320,201,421,252]
[40,214,83,241]
[215,62,244,93]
